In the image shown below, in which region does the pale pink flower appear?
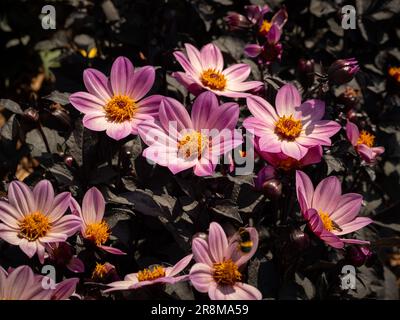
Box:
[104,254,193,292]
[138,92,243,176]
[70,187,125,255]
[0,180,81,263]
[296,170,373,249]
[69,56,162,140]
[346,121,384,163]
[173,43,263,97]
[243,84,341,160]
[189,222,261,300]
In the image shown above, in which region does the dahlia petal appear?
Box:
[99,245,126,255]
[218,90,252,98]
[298,99,325,126]
[266,24,281,44]
[208,222,228,263]
[0,202,21,228]
[82,112,109,132]
[172,71,202,94]
[52,278,79,300]
[357,144,374,162]
[66,257,85,273]
[69,197,82,218]
[8,181,35,216]
[341,238,370,245]
[210,282,262,300]
[106,122,132,140]
[135,94,163,119]
[166,254,193,277]
[0,224,21,245]
[193,160,216,177]
[185,43,203,74]
[48,192,71,222]
[129,66,155,101]
[200,43,224,71]
[334,217,373,236]
[6,266,36,299]
[319,230,344,248]
[173,51,199,78]
[243,117,274,138]
[346,121,359,146]
[192,238,212,265]
[271,8,288,29]
[306,120,341,142]
[51,215,81,237]
[40,233,68,243]
[33,180,55,216]
[330,193,363,225]
[275,83,301,117]
[244,44,263,58]
[159,97,193,133]
[103,281,133,293]
[281,140,308,160]
[69,92,105,114]
[82,187,105,224]
[206,102,239,131]
[191,91,218,130]
[246,95,278,124]
[295,171,315,211]
[37,242,46,264]
[138,120,176,146]
[222,64,251,83]
[19,238,37,258]
[300,145,323,166]
[189,263,213,293]
[83,68,112,102]
[110,56,134,95]
[312,176,342,214]
[258,134,282,153]
[227,80,263,92]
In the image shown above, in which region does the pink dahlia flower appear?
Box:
[70,187,125,255]
[243,84,341,160]
[138,92,243,176]
[256,137,323,171]
[346,121,384,163]
[104,254,193,292]
[296,170,373,249]
[189,222,261,300]
[0,180,81,263]
[172,43,263,97]
[69,56,162,140]
[0,265,78,300]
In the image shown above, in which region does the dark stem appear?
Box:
[38,122,51,154]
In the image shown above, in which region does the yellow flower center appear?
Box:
[177,131,208,160]
[85,221,110,246]
[278,157,300,171]
[200,69,227,91]
[137,265,166,282]
[388,66,400,83]
[275,115,303,141]
[259,19,272,35]
[92,263,108,280]
[319,211,342,232]
[104,95,137,123]
[18,212,50,241]
[357,130,375,148]
[213,259,242,286]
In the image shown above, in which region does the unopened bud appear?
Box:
[290,229,310,250]
[328,58,359,85]
[297,58,315,88]
[345,246,373,267]
[224,12,252,30]
[262,178,282,199]
[23,107,39,122]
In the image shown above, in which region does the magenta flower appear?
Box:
[46,242,85,273]
[243,84,341,160]
[296,170,373,249]
[346,121,384,163]
[69,56,162,140]
[189,222,261,300]
[138,92,243,176]
[256,137,323,170]
[172,43,263,97]
[0,265,78,300]
[69,187,126,255]
[0,180,81,263]
[104,254,193,292]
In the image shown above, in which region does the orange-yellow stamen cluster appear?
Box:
[137,265,166,282]
[18,212,50,241]
[213,259,242,285]
[85,221,110,246]
[92,263,108,280]
[275,115,302,141]
[200,69,227,91]
[357,130,375,148]
[388,66,400,83]
[177,132,208,160]
[259,19,272,35]
[104,95,136,123]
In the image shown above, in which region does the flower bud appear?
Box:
[297,58,315,88]
[328,58,359,85]
[254,165,276,191]
[224,12,252,30]
[64,155,74,167]
[345,245,373,267]
[23,107,39,123]
[289,229,310,250]
[262,178,282,199]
